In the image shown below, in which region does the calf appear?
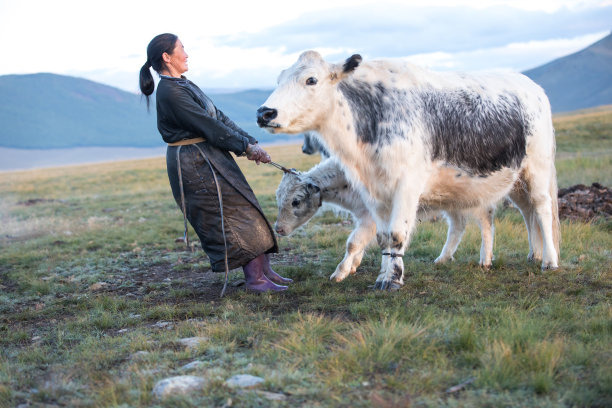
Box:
[301,131,330,158]
[259,51,560,290]
[275,158,496,282]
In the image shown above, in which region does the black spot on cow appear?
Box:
[420,88,528,175]
[377,232,390,247]
[391,232,404,250]
[338,80,415,145]
[392,263,403,281]
[338,78,529,176]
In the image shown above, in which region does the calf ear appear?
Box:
[343,54,362,73]
[306,183,320,194]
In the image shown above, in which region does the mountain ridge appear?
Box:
[1,32,610,149]
[0,73,288,149]
[523,32,612,113]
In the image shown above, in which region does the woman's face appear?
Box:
[163,38,189,77]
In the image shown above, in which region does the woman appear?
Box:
[139,33,291,293]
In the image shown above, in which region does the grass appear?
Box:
[0,106,611,407]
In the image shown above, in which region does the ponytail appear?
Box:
[139,33,178,112]
[139,60,154,111]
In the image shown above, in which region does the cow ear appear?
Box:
[331,54,362,82]
[343,54,362,73]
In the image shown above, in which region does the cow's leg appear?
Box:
[531,189,559,269]
[509,182,543,262]
[330,214,377,282]
[475,205,495,268]
[374,182,421,291]
[523,166,559,269]
[434,211,467,264]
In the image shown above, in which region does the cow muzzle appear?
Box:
[257,106,279,128]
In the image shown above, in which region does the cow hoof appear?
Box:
[434,256,453,264]
[330,270,349,282]
[528,253,543,263]
[541,263,558,271]
[373,280,402,291]
[479,262,492,270]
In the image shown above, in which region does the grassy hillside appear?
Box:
[0,108,610,407]
[554,105,612,187]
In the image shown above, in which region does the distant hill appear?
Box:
[0,74,294,149]
[0,73,158,148]
[2,32,611,149]
[523,32,612,113]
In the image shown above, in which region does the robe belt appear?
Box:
[167,137,206,146]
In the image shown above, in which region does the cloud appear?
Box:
[405,31,611,72]
[214,3,612,60]
[4,0,608,92]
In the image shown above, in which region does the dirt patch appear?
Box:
[93,250,314,304]
[558,182,612,221]
[16,198,65,206]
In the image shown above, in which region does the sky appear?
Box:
[1,0,610,94]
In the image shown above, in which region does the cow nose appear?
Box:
[257,106,278,126]
[274,224,286,236]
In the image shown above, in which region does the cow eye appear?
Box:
[306,77,317,86]
[291,199,300,207]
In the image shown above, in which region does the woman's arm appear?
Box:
[216,109,258,145]
[164,85,251,155]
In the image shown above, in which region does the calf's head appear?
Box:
[274,171,322,236]
[257,51,362,134]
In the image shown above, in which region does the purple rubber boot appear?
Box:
[243,254,288,293]
[263,254,293,285]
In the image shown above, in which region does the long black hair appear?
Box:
[139,33,178,110]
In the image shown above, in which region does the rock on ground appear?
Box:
[225,374,265,389]
[178,337,209,350]
[152,375,207,399]
[180,360,205,371]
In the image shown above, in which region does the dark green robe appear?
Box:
[156,76,277,271]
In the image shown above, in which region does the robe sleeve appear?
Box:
[164,85,251,155]
[216,109,258,145]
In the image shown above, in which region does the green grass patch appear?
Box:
[1,109,611,406]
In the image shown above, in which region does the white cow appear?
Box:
[259,51,560,290]
[275,158,496,282]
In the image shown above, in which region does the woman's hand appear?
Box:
[246,143,271,165]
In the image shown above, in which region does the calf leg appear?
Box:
[330,214,377,282]
[434,211,467,264]
[530,185,558,269]
[475,205,495,268]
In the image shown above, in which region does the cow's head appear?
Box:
[274,171,322,236]
[257,51,362,134]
